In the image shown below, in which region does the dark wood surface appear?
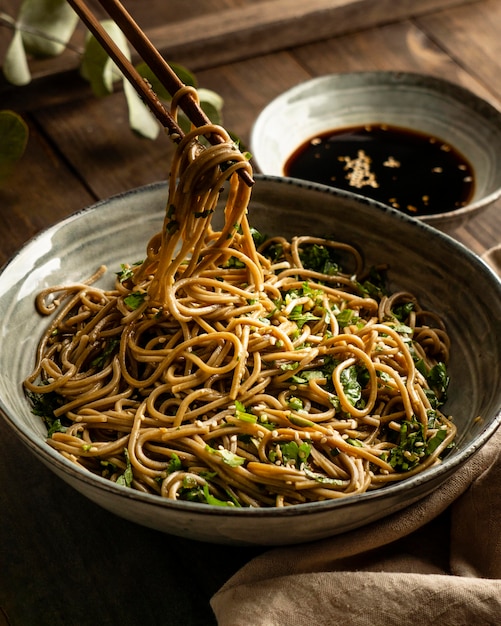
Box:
[1,1,500,624]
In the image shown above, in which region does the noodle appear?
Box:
[24,112,456,508]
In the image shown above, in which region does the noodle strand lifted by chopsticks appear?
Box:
[24,112,456,507]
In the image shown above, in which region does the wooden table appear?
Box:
[1,1,500,624]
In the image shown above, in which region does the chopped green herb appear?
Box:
[223,256,246,269]
[263,241,284,262]
[357,267,387,298]
[26,389,66,434]
[382,417,442,472]
[279,440,311,467]
[167,453,182,473]
[288,306,320,328]
[91,338,119,368]
[303,468,344,486]
[202,484,237,507]
[166,219,179,234]
[392,301,415,321]
[235,401,258,424]
[116,449,133,487]
[116,261,143,283]
[280,362,299,372]
[299,243,340,275]
[194,209,214,218]
[336,308,356,327]
[426,427,448,455]
[289,414,316,428]
[287,396,303,411]
[340,365,362,407]
[250,227,267,247]
[124,292,147,310]
[206,445,245,467]
[290,370,325,384]
[47,418,66,437]
[416,360,449,404]
[346,437,364,447]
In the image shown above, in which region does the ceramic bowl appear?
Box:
[483,243,501,277]
[251,72,501,230]
[1,176,500,546]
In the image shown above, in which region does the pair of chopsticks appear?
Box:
[66,0,254,186]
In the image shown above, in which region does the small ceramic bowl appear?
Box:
[0,176,500,546]
[251,72,501,230]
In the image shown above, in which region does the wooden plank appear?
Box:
[31,50,311,200]
[0,0,478,108]
[415,0,501,103]
[148,0,481,71]
[289,19,500,108]
[0,121,95,264]
[29,14,501,251]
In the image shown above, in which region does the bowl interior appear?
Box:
[0,177,500,545]
[251,72,501,224]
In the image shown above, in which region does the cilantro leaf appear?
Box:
[167,453,182,473]
[287,396,304,411]
[26,389,66,434]
[336,308,356,327]
[250,228,267,247]
[124,292,147,310]
[116,261,142,283]
[235,401,257,424]
[205,445,245,467]
[116,449,133,487]
[303,468,344,486]
[278,440,311,468]
[288,306,320,328]
[340,365,362,406]
[91,338,119,368]
[299,243,340,275]
[202,484,237,507]
[426,427,448,455]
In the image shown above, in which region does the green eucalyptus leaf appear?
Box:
[3,27,31,86]
[81,20,129,97]
[175,89,224,135]
[0,110,29,183]
[197,88,224,125]
[169,62,198,89]
[134,62,172,102]
[18,0,79,57]
[123,80,159,140]
[134,61,198,102]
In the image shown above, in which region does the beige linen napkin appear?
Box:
[212,425,501,625]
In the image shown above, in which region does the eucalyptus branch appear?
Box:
[0,1,226,181]
[0,11,83,55]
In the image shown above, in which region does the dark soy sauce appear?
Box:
[284,124,475,216]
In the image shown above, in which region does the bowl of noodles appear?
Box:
[0,126,500,546]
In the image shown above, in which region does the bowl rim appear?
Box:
[1,175,500,519]
[250,70,501,223]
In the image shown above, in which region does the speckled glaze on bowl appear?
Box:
[0,176,500,546]
[251,72,501,231]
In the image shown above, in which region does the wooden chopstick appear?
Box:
[66,0,254,186]
[97,0,208,130]
[66,0,184,141]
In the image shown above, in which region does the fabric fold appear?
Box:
[212,426,501,625]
